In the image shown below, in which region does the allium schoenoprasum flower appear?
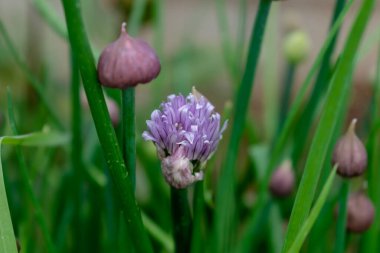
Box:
[142,87,227,189]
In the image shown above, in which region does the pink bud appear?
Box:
[97,23,161,89]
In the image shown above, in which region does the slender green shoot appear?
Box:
[362,45,380,253]
[286,166,337,253]
[213,1,272,251]
[191,181,204,253]
[333,181,350,253]
[171,187,192,253]
[282,0,376,250]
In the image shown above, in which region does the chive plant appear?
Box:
[0,0,379,252]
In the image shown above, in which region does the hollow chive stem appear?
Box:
[60,1,153,252]
[213,0,271,251]
[120,0,147,190]
[278,63,296,133]
[334,181,350,253]
[122,88,136,189]
[191,181,204,253]
[70,51,85,252]
[171,187,192,253]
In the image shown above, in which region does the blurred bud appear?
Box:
[283,30,311,64]
[332,119,367,177]
[106,97,120,126]
[346,192,374,233]
[16,239,21,252]
[269,160,295,198]
[97,22,161,89]
[81,90,120,126]
[161,147,203,189]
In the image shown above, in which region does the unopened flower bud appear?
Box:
[269,160,295,198]
[161,147,203,189]
[332,119,367,177]
[346,192,374,233]
[283,30,311,64]
[97,22,161,89]
[81,91,120,126]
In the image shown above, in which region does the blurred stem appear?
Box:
[171,187,192,253]
[33,0,68,39]
[0,20,64,130]
[235,0,247,73]
[214,1,271,251]
[333,181,349,253]
[122,88,136,189]
[234,196,272,253]
[291,0,346,164]
[191,181,204,253]
[278,63,296,133]
[61,0,153,252]
[216,0,237,81]
[7,90,57,253]
[363,45,380,253]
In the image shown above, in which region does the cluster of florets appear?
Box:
[143,88,227,188]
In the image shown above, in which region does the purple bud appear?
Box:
[332,119,367,178]
[143,87,227,188]
[346,192,374,233]
[269,160,295,198]
[97,23,161,89]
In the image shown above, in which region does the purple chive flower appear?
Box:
[142,87,227,188]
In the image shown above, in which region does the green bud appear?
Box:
[283,30,311,64]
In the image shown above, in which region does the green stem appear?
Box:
[333,181,350,253]
[235,197,272,253]
[122,88,136,189]
[141,212,174,252]
[216,0,237,82]
[213,1,271,251]
[171,187,192,253]
[282,0,376,251]
[362,45,380,253]
[278,63,296,133]
[191,181,204,253]
[60,1,153,252]
[70,51,85,252]
[7,91,57,253]
[291,0,346,163]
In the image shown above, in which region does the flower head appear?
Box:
[143,87,227,188]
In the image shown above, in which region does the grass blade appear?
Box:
[286,166,337,253]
